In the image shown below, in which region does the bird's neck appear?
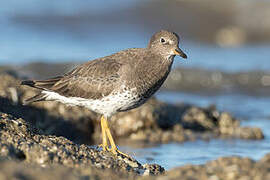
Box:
[143,52,174,83]
[133,53,174,98]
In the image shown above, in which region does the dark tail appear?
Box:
[23,93,47,105]
[21,80,36,88]
[21,76,63,90]
[21,76,62,105]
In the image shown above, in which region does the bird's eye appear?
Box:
[160,38,166,43]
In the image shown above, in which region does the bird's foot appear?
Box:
[98,144,110,151]
[108,146,131,159]
[98,144,131,159]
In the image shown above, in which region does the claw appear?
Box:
[99,115,131,158]
[98,144,109,151]
[108,146,131,158]
[98,144,130,157]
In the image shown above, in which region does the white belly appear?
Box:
[42,89,140,117]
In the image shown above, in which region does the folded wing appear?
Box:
[21,58,123,104]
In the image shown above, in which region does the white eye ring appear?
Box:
[160,37,166,43]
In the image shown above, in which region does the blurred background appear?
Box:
[1,0,270,169]
[1,0,270,68]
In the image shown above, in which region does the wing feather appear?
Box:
[23,58,123,100]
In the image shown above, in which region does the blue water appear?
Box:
[1,1,270,72]
[122,92,270,170]
[0,0,143,64]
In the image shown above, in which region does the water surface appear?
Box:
[123,92,270,170]
[1,1,270,73]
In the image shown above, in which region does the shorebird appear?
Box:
[21,30,187,156]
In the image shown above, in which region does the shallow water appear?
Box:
[122,92,270,170]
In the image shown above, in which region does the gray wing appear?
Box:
[22,58,123,100]
[52,58,122,99]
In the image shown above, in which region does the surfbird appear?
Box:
[21,30,187,156]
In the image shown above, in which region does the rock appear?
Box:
[143,154,270,180]
[218,112,264,139]
[236,127,264,140]
[0,112,165,176]
[0,158,135,180]
[182,107,218,131]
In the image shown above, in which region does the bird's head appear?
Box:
[148,30,187,60]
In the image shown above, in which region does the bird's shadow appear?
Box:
[0,97,95,145]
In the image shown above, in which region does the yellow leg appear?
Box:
[99,116,108,151]
[102,116,130,157]
[102,116,117,151]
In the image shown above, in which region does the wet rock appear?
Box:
[235,127,264,140]
[112,103,263,143]
[143,154,270,180]
[182,107,218,131]
[0,112,165,176]
[218,112,239,134]
[218,112,264,139]
[0,158,137,180]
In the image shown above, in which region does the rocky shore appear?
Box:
[0,112,163,178]
[144,154,270,180]
[0,72,268,179]
[0,112,269,179]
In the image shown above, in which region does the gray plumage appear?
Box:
[21,30,187,116]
